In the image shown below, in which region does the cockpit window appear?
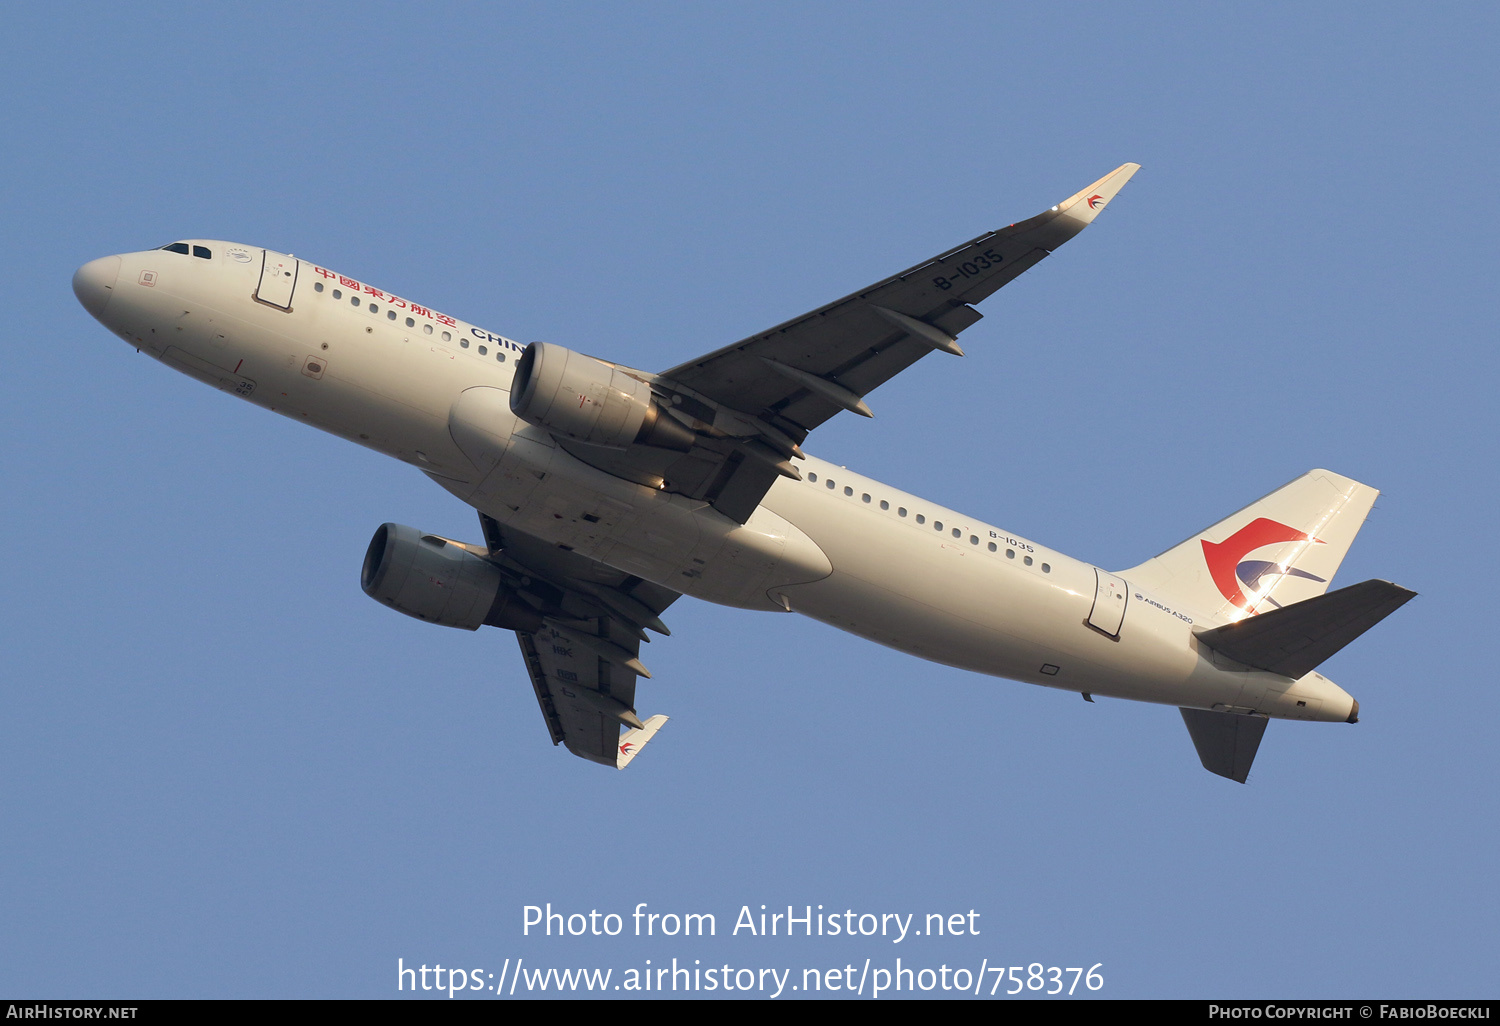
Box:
[192,245,211,259]
[160,242,190,254]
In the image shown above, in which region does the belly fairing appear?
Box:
[444,387,831,609]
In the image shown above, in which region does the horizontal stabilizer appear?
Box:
[616,714,669,770]
[1194,579,1416,680]
[1180,708,1268,783]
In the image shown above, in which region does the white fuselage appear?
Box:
[74,242,1357,723]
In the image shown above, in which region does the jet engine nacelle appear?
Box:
[361,523,542,632]
[509,341,695,451]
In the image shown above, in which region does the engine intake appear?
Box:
[510,341,695,451]
[361,523,542,632]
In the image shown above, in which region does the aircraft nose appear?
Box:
[73,255,121,319]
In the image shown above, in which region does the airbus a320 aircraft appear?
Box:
[73,164,1413,782]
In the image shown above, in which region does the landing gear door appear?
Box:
[1089,568,1129,638]
[256,250,298,310]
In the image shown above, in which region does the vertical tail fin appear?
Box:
[1124,470,1379,625]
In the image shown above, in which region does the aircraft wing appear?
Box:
[515,629,667,768]
[660,163,1140,439]
[533,164,1138,524]
[479,514,678,768]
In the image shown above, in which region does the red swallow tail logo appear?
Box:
[1202,518,1325,611]
[1087,194,1105,210]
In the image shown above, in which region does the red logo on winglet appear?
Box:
[1202,518,1322,611]
[1087,194,1105,209]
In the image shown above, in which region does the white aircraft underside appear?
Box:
[73,165,1414,781]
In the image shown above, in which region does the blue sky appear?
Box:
[2,2,1495,999]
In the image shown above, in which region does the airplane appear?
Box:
[71,163,1414,782]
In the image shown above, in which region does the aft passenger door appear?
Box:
[255,250,298,310]
[1089,568,1129,638]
